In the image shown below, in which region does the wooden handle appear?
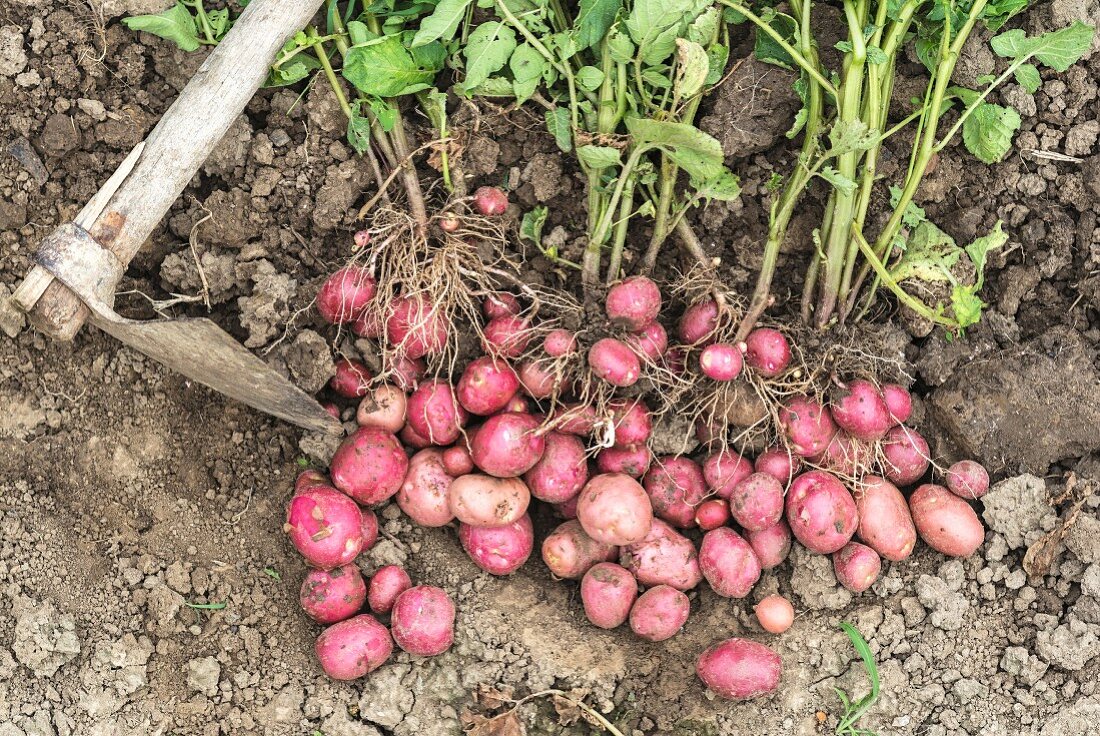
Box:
[14,0,326,340]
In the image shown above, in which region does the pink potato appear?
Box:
[643,457,707,528]
[406,380,468,446]
[909,484,985,557]
[703,451,754,499]
[832,542,881,593]
[386,295,447,359]
[699,528,762,598]
[830,379,892,441]
[360,508,379,551]
[882,426,930,486]
[581,562,639,629]
[400,423,431,450]
[780,396,838,457]
[596,444,653,478]
[609,399,652,448]
[317,266,376,324]
[474,185,508,216]
[470,412,545,477]
[629,585,690,642]
[356,384,407,433]
[881,383,912,424]
[754,447,801,485]
[441,446,475,476]
[331,427,409,506]
[295,469,330,494]
[696,638,782,700]
[577,473,654,546]
[397,449,455,527]
[946,460,990,500]
[322,401,341,419]
[620,519,702,591]
[588,338,641,387]
[785,470,858,554]
[448,474,530,527]
[541,520,617,579]
[457,356,520,416]
[695,498,731,530]
[699,343,744,381]
[814,433,874,479]
[483,291,520,320]
[284,487,365,570]
[605,276,661,331]
[728,472,784,532]
[745,521,793,570]
[329,358,372,398]
[517,360,562,399]
[389,353,426,393]
[743,328,791,378]
[678,298,720,345]
[854,475,917,562]
[301,564,367,624]
[315,614,392,680]
[626,321,668,362]
[555,494,579,519]
[482,316,532,359]
[524,431,589,503]
[352,308,382,339]
[459,514,534,575]
[553,403,598,436]
[754,595,794,634]
[390,585,455,656]
[543,329,578,357]
[367,565,412,615]
[505,394,530,413]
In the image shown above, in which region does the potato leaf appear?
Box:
[888,185,926,228]
[573,0,622,52]
[888,221,960,284]
[510,43,546,104]
[753,11,799,69]
[817,166,857,196]
[545,107,572,152]
[412,0,473,46]
[122,3,201,52]
[344,35,442,97]
[990,21,1095,71]
[675,39,710,97]
[1013,63,1041,93]
[626,117,724,160]
[964,221,1006,289]
[577,145,622,170]
[520,205,548,247]
[576,65,605,92]
[962,102,1020,163]
[347,100,373,154]
[706,44,728,86]
[462,22,517,93]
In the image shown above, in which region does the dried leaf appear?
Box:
[474,683,514,710]
[1022,473,1088,577]
[551,695,581,726]
[466,710,525,736]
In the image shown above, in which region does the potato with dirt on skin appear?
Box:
[576,473,654,546]
[459,514,534,575]
[696,638,782,700]
[784,470,857,554]
[581,562,638,629]
[397,449,455,527]
[330,427,409,506]
[854,475,917,562]
[629,585,690,642]
[909,483,985,557]
[620,518,702,591]
[699,527,762,598]
[448,474,530,528]
[541,520,617,579]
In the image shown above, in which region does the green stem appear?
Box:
[851,227,956,328]
[311,33,354,120]
[934,57,1029,152]
[606,178,637,284]
[188,0,216,44]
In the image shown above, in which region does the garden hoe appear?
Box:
[10,0,342,435]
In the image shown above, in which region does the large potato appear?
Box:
[576,473,654,546]
[854,475,916,561]
[909,483,984,557]
[448,474,530,527]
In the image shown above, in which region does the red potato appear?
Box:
[356,384,407,433]
[620,519,703,591]
[360,508,379,551]
[457,356,520,416]
[754,595,794,634]
[605,276,661,331]
[626,321,668,362]
[588,338,641,387]
[295,469,329,494]
[596,444,653,479]
[909,484,985,557]
[301,565,367,624]
[367,565,412,615]
[696,417,726,447]
[406,380,468,446]
[785,470,858,554]
[285,487,365,570]
[754,447,801,486]
[315,615,392,680]
[728,472,784,532]
[678,298,720,345]
[541,520,617,579]
[743,328,791,378]
[830,379,892,441]
[699,528,762,598]
[438,212,461,233]
[609,399,652,449]
[629,585,690,642]
[483,292,520,320]
[329,358,372,399]
[882,426,931,486]
[353,230,371,248]
[400,423,431,450]
[555,494,579,519]
[474,185,508,216]
[517,360,562,399]
[814,433,874,479]
[459,514,534,575]
[581,562,639,629]
[390,585,455,656]
[696,638,782,700]
[543,329,578,357]
[505,395,530,413]
[854,476,917,562]
[448,474,530,527]
[386,295,447,359]
[664,347,687,375]
[441,446,475,476]
[553,403,598,436]
[397,449,455,527]
[524,431,589,503]
[780,396,838,457]
[317,266,376,324]
[695,498,731,530]
[352,308,382,339]
[946,460,990,500]
[577,473,654,546]
[482,316,532,359]
[643,457,707,528]
[881,383,912,424]
[703,451,754,499]
[389,353,426,393]
[832,542,881,593]
[331,427,409,506]
[745,521,793,570]
[323,401,342,419]
[470,412,546,477]
[700,343,744,381]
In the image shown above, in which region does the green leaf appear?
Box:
[950,284,986,329]
[675,38,710,97]
[265,45,321,88]
[346,20,372,46]
[208,8,231,40]
[576,65,605,91]
[262,567,281,581]
[626,0,708,65]
[411,0,473,46]
[962,102,1021,164]
[420,88,448,132]
[467,77,517,96]
[889,185,927,228]
[626,117,724,158]
[754,11,799,69]
[347,101,372,154]
[828,119,877,155]
[866,45,888,64]
[964,221,1007,288]
[1014,63,1041,93]
[545,107,572,152]
[706,44,728,86]
[990,22,1096,71]
[642,69,672,88]
[889,221,961,284]
[981,0,1029,31]
[574,0,622,52]
[520,205,548,247]
[185,601,227,610]
[510,43,546,104]
[370,97,398,132]
[462,22,517,93]
[687,6,720,45]
[786,74,808,139]
[344,36,441,97]
[817,166,857,196]
[607,26,635,63]
[122,3,201,52]
[577,145,622,169]
[690,167,741,201]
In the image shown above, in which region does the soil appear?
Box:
[2,1,1100,735]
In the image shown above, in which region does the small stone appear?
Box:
[186,656,221,696]
[76,98,108,122]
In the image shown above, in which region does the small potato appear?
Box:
[832,542,881,593]
[754,595,794,634]
[743,328,791,377]
[406,380,467,446]
[367,565,412,615]
[397,449,455,527]
[329,358,372,398]
[745,522,792,570]
[356,384,407,433]
[780,396,838,457]
[524,431,589,503]
[699,528,761,598]
[386,296,447,360]
[703,451,754,499]
[541,520,617,579]
[300,565,367,625]
[946,460,990,500]
[294,469,330,493]
[626,321,668,362]
[854,475,916,562]
[909,483,985,557]
[315,614,392,680]
[459,514,534,575]
[609,399,652,448]
[694,498,731,530]
[754,447,801,486]
[882,426,930,486]
[605,276,661,331]
[330,427,409,506]
[576,473,654,546]
[596,445,653,478]
[629,585,690,642]
[785,470,857,554]
[448,474,530,528]
[696,638,782,700]
[728,472,784,532]
[678,298,720,344]
[471,412,546,477]
[390,585,455,656]
[881,383,912,424]
[620,519,702,591]
[581,562,638,629]
[588,338,641,387]
[457,356,520,416]
[441,445,475,476]
[285,487,364,570]
[829,379,892,441]
[643,457,707,528]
